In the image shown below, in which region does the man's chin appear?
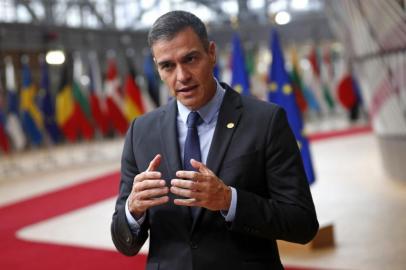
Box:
[177,98,201,110]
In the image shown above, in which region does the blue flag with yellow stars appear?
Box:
[39,60,61,143]
[231,33,250,95]
[267,29,315,184]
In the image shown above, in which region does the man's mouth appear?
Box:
[176,85,198,93]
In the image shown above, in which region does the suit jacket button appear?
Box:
[126,236,131,243]
[190,241,198,249]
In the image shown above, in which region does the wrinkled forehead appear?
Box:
[151,28,207,62]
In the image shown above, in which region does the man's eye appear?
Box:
[186,56,196,63]
[161,64,173,71]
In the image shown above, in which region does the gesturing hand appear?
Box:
[128,154,169,218]
[171,159,231,211]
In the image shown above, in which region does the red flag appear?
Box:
[88,53,110,136]
[309,47,320,79]
[0,125,10,153]
[71,81,94,140]
[105,59,128,135]
[123,65,145,122]
[0,73,10,153]
[337,74,357,110]
[89,93,109,135]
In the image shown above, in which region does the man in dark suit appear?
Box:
[111,10,318,270]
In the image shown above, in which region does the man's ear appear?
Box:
[208,41,216,65]
[152,57,163,80]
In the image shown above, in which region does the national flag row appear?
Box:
[0,31,362,175]
[0,52,161,154]
[229,32,363,117]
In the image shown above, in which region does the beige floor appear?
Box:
[1,129,405,270]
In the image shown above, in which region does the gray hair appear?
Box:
[148,10,209,51]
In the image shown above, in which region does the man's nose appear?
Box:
[176,65,191,83]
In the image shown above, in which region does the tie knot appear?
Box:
[186,111,201,128]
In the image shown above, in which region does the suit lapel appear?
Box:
[191,86,243,233]
[206,85,243,177]
[159,100,182,178]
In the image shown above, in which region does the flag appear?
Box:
[20,61,43,146]
[337,73,359,110]
[123,59,145,122]
[4,57,26,150]
[308,46,320,78]
[104,58,128,135]
[39,59,61,143]
[0,110,9,153]
[302,84,321,113]
[56,57,77,142]
[320,47,336,111]
[230,33,250,95]
[289,48,308,113]
[72,80,94,140]
[310,46,335,111]
[0,73,10,153]
[267,30,315,184]
[72,53,94,140]
[88,53,109,136]
[143,52,161,107]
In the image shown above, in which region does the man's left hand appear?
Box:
[171,159,231,211]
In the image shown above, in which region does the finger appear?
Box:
[133,179,166,192]
[175,170,198,180]
[134,171,162,182]
[170,186,202,200]
[190,159,212,174]
[147,154,162,172]
[136,186,169,200]
[173,198,198,206]
[171,179,202,191]
[138,196,170,208]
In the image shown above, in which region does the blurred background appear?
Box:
[0,1,405,270]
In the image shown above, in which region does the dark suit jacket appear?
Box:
[111,83,319,270]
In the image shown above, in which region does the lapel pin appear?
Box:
[227,123,235,129]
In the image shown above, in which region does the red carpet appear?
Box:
[0,172,147,269]
[308,125,372,141]
[0,125,368,269]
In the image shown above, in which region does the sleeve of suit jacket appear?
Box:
[111,120,149,256]
[229,107,319,244]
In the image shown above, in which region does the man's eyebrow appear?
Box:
[182,50,200,59]
[156,60,172,67]
[156,50,201,67]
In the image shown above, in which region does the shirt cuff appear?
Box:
[125,197,146,234]
[220,187,237,222]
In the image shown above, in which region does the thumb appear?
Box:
[190,159,212,174]
[147,154,161,172]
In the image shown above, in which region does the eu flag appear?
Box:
[267,30,315,184]
[143,52,160,107]
[39,60,61,143]
[230,33,250,96]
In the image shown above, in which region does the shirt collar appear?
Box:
[177,79,225,125]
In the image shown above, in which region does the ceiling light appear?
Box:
[275,11,291,25]
[45,50,65,65]
[291,0,309,10]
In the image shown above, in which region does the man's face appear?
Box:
[152,27,217,111]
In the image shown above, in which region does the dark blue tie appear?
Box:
[184,111,202,170]
[184,111,201,220]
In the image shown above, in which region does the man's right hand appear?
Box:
[128,154,169,218]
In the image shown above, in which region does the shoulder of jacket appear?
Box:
[240,95,282,115]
